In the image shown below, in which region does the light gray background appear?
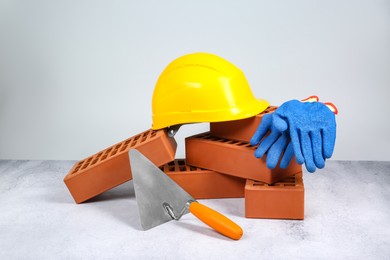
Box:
[0,0,389,161]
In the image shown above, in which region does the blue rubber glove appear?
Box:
[250,100,337,173]
[250,113,295,169]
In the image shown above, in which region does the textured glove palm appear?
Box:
[250,100,336,173]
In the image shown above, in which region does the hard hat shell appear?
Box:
[151,52,269,129]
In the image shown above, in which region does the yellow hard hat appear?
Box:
[151,52,269,130]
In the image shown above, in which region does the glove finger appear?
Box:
[289,126,304,164]
[323,126,336,159]
[266,132,289,169]
[254,130,280,158]
[272,114,288,132]
[280,142,295,168]
[300,131,316,173]
[311,131,325,169]
[250,114,272,146]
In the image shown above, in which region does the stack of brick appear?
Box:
[185,106,304,220]
[64,106,304,220]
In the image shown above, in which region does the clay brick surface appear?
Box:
[210,106,277,142]
[185,132,301,184]
[161,159,245,199]
[64,129,177,203]
[245,172,304,219]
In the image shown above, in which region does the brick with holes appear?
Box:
[185,132,302,184]
[162,159,245,199]
[64,129,177,203]
[245,172,304,219]
[210,106,278,142]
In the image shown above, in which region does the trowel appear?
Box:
[129,149,243,240]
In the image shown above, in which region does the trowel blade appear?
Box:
[129,149,194,230]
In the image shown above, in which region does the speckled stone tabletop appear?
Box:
[0,160,389,259]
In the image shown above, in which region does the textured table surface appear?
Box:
[0,160,389,259]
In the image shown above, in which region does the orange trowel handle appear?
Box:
[189,201,243,240]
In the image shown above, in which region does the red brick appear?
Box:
[161,159,245,199]
[210,106,277,142]
[185,132,301,184]
[64,129,177,203]
[245,172,304,219]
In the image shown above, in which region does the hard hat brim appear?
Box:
[152,98,269,130]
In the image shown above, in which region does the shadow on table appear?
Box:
[85,181,141,229]
[175,220,233,241]
[49,180,141,229]
[86,181,135,203]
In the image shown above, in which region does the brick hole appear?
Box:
[264,106,276,113]
[260,109,268,115]
[141,135,148,142]
[275,177,296,186]
[111,149,118,156]
[168,166,175,171]
[179,166,186,171]
[82,158,92,167]
[177,160,185,165]
[91,158,99,166]
[120,139,131,151]
[168,161,175,166]
[199,133,211,139]
[150,131,157,137]
[284,176,296,182]
[189,166,197,171]
[130,135,140,146]
[101,154,108,161]
[72,166,81,174]
[76,161,84,167]
[253,182,266,186]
